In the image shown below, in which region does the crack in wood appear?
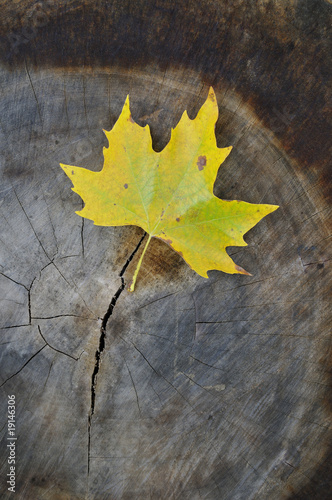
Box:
[0,324,31,330]
[28,277,35,325]
[24,57,43,125]
[0,271,29,291]
[38,325,83,361]
[11,187,98,317]
[87,232,146,480]
[81,199,85,258]
[120,336,194,411]
[121,354,142,418]
[33,314,95,320]
[0,344,46,388]
[137,292,175,310]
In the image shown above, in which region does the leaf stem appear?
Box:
[129,234,152,292]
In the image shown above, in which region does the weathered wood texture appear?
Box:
[0,1,331,499]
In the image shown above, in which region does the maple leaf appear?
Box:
[60,88,278,291]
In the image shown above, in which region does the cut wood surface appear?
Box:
[0,2,331,499]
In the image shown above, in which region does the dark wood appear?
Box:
[0,2,331,499]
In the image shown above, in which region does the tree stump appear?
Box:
[0,1,331,499]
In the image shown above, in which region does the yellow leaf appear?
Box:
[60,88,278,291]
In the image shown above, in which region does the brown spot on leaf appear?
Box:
[124,183,128,189]
[128,115,135,124]
[71,170,74,175]
[197,155,206,171]
[209,90,215,102]
[165,239,172,245]
[176,217,180,222]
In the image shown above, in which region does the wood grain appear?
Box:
[0,1,331,499]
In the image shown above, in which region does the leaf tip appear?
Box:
[235,264,252,276]
[74,209,84,218]
[208,86,216,102]
[261,204,280,217]
[60,163,76,178]
[220,145,233,161]
[197,86,219,124]
[121,94,131,118]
